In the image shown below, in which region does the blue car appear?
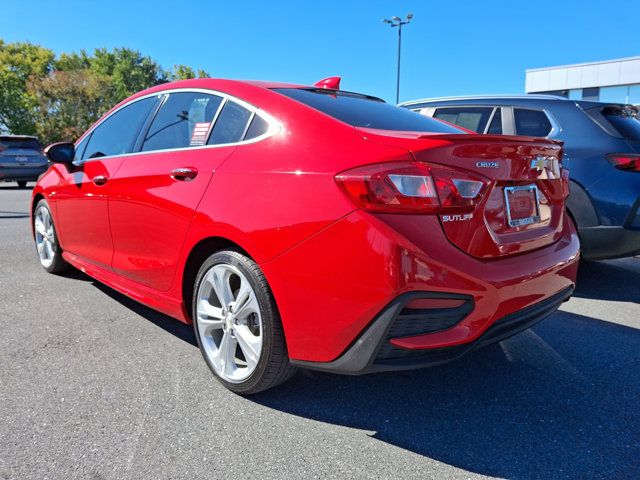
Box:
[0,135,48,188]
[400,95,640,260]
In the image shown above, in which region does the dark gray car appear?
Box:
[0,135,48,188]
[400,95,640,260]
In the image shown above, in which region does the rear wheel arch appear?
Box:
[181,236,253,322]
[565,179,600,229]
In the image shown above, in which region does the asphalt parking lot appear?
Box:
[1,184,639,480]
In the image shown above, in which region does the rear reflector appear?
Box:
[335,161,488,214]
[404,298,466,310]
[607,153,640,172]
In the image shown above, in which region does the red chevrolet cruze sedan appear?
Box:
[32,78,579,394]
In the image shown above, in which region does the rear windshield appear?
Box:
[0,138,41,151]
[603,107,640,142]
[274,88,464,134]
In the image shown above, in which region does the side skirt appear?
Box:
[62,251,189,323]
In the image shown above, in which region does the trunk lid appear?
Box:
[357,128,566,258]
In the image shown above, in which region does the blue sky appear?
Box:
[2,0,638,103]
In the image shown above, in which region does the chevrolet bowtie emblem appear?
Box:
[530,156,548,172]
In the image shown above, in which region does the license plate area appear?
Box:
[504,185,540,227]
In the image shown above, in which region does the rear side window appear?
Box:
[208,101,253,145]
[142,92,223,152]
[433,107,493,133]
[514,109,552,137]
[487,109,503,134]
[0,138,41,151]
[244,114,270,140]
[83,97,156,159]
[275,88,463,134]
[603,107,640,142]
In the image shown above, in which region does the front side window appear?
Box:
[208,101,253,145]
[433,107,494,133]
[142,92,223,152]
[514,109,553,137]
[83,97,157,160]
[74,135,90,162]
[275,88,463,134]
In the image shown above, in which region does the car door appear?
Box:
[108,91,256,292]
[53,97,158,270]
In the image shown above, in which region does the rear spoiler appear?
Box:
[578,103,638,139]
[416,133,563,146]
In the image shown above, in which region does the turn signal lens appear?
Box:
[607,154,640,172]
[335,161,488,214]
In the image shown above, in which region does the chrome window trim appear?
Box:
[241,111,256,140]
[74,87,282,165]
[483,107,499,134]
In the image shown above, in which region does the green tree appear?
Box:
[89,47,167,105]
[0,40,207,142]
[56,50,91,71]
[170,64,210,80]
[0,40,55,135]
[27,69,111,144]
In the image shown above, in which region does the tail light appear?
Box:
[335,161,488,214]
[607,154,640,172]
[561,168,570,198]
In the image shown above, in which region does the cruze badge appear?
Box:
[476,161,499,168]
[442,213,474,222]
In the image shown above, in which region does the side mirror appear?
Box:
[44,142,75,164]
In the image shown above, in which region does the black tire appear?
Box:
[17,181,27,188]
[192,249,296,395]
[33,199,69,274]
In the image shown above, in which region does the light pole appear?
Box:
[383,13,413,104]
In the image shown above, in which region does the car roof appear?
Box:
[132,78,308,98]
[399,94,571,106]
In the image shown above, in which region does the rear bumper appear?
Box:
[291,287,573,374]
[0,166,48,181]
[263,210,579,364]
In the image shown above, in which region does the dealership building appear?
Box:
[525,56,640,104]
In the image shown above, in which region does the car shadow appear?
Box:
[0,184,32,190]
[253,310,640,478]
[62,268,197,346]
[573,258,640,303]
[0,210,30,219]
[65,259,640,478]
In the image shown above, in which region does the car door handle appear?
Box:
[170,167,198,181]
[92,175,108,186]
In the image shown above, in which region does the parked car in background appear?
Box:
[0,135,48,188]
[33,78,578,394]
[401,95,640,260]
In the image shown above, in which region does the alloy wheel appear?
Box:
[34,206,56,269]
[195,263,263,383]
